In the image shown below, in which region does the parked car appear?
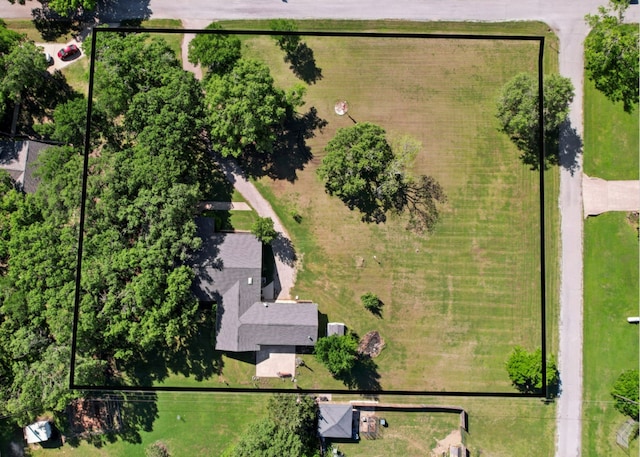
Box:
[57,44,80,60]
[44,52,53,66]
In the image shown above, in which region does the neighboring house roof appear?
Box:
[0,140,49,193]
[191,217,318,352]
[318,404,354,439]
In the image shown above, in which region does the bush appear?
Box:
[361,292,383,315]
[146,441,170,457]
[505,346,559,394]
[611,369,639,419]
[251,216,278,244]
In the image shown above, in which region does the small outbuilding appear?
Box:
[318,404,355,439]
[327,322,346,337]
[24,420,52,444]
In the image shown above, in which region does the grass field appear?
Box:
[223,22,561,393]
[582,73,639,455]
[29,393,268,457]
[583,79,640,180]
[4,18,75,43]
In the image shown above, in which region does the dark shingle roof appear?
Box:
[191,218,318,352]
[318,404,354,439]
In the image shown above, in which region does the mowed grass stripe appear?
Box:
[240,33,548,392]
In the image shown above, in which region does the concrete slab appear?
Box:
[582,174,640,218]
[198,201,252,211]
[255,346,296,378]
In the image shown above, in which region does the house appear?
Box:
[191,217,318,353]
[318,403,356,439]
[0,140,49,193]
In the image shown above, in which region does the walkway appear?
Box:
[582,175,640,217]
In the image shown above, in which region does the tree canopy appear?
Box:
[496,72,575,169]
[229,394,317,457]
[6,0,96,17]
[204,59,291,158]
[315,333,359,378]
[188,22,242,77]
[505,346,559,394]
[611,369,639,419]
[317,123,446,232]
[585,0,639,112]
[251,216,278,244]
[0,31,211,424]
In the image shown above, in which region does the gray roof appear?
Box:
[0,141,49,194]
[191,218,318,352]
[318,404,354,439]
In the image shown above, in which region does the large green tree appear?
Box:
[204,58,290,158]
[505,346,559,394]
[585,0,639,112]
[611,369,639,419]
[317,123,446,231]
[188,22,241,77]
[315,333,359,378]
[496,72,575,169]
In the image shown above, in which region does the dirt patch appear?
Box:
[358,331,385,358]
[66,397,123,437]
[431,429,462,456]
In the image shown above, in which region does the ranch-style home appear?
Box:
[191,217,318,375]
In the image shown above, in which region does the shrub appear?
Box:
[146,441,171,457]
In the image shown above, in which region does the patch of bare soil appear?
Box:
[431,429,462,456]
[66,397,123,437]
[358,331,385,358]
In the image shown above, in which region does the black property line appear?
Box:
[106,26,545,42]
[70,28,548,399]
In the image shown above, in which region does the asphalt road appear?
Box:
[3,1,638,455]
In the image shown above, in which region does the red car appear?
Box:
[57,44,80,60]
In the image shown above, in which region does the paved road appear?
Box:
[4,1,639,455]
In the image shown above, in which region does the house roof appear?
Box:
[0,140,49,193]
[191,218,318,352]
[318,404,354,439]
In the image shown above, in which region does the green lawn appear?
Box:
[30,393,268,457]
[135,19,184,61]
[233,23,559,393]
[582,213,639,455]
[582,63,640,455]
[583,78,640,180]
[4,18,75,43]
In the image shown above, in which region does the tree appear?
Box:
[496,72,574,169]
[361,292,382,315]
[315,334,359,378]
[611,369,639,419]
[6,0,96,17]
[505,346,559,394]
[251,216,278,244]
[317,123,446,231]
[267,394,317,451]
[204,59,289,158]
[585,0,639,112]
[188,23,241,76]
[0,41,48,114]
[269,19,301,55]
[232,419,306,457]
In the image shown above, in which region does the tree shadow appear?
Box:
[64,393,158,447]
[31,6,80,42]
[336,355,381,393]
[239,106,327,182]
[285,42,323,84]
[558,120,583,176]
[367,299,384,319]
[95,0,152,24]
[271,233,297,267]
